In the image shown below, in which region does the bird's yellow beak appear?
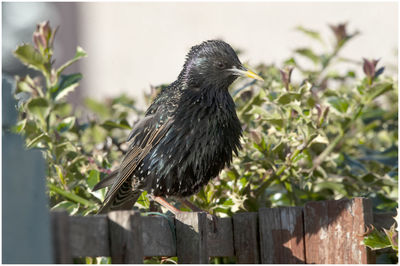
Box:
[243,69,264,81]
[228,67,264,81]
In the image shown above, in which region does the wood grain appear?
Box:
[207,217,235,257]
[108,210,144,263]
[69,214,110,257]
[142,215,176,257]
[233,212,260,263]
[175,212,209,263]
[304,197,375,264]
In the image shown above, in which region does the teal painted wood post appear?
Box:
[2,75,53,263]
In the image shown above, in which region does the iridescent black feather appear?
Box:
[94,40,244,213]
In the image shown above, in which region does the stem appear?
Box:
[316,46,340,85]
[255,173,277,197]
[310,103,365,172]
[311,130,343,171]
[48,183,94,206]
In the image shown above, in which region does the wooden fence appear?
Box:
[51,197,395,264]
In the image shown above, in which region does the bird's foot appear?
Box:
[151,196,181,214]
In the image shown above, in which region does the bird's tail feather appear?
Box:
[93,170,119,191]
[97,188,142,214]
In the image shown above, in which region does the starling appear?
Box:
[93,40,263,214]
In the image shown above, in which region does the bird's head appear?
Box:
[180,40,263,89]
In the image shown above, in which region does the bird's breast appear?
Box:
[141,90,242,197]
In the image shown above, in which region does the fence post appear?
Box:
[304,197,375,263]
[175,212,208,263]
[108,210,144,263]
[51,211,72,263]
[69,215,110,258]
[207,217,235,257]
[3,75,53,263]
[233,212,260,263]
[259,207,305,263]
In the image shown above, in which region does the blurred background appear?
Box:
[2,2,398,108]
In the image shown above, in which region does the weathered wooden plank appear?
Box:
[304,197,375,264]
[207,217,235,257]
[142,215,176,257]
[69,215,110,257]
[51,211,72,263]
[108,210,144,263]
[176,212,209,263]
[259,207,305,263]
[233,212,260,263]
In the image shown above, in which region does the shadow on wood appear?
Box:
[259,207,305,263]
[108,210,144,263]
[175,212,209,263]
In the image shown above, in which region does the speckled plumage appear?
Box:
[94,40,248,213]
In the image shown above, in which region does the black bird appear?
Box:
[93,40,263,214]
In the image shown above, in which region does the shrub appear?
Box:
[12,21,398,259]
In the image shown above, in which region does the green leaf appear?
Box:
[16,75,36,93]
[385,224,398,251]
[295,26,324,44]
[136,191,150,208]
[101,120,132,130]
[27,97,50,122]
[266,118,284,129]
[55,89,77,103]
[246,105,272,119]
[327,96,349,113]
[295,48,320,64]
[238,88,267,117]
[85,98,111,118]
[51,200,80,215]
[24,120,40,138]
[315,181,347,195]
[26,132,50,148]
[82,124,108,145]
[87,170,100,189]
[54,165,66,186]
[13,44,46,72]
[13,119,27,133]
[53,102,73,117]
[361,173,377,183]
[56,116,76,133]
[367,82,392,102]
[276,92,302,105]
[87,170,106,202]
[364,229,392,250]
[52,73,82,101]
[57,46,87,76]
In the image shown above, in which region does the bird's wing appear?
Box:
[99,115,173,211]
[93,115,161,192]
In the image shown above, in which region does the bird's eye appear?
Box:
[216,61,225,69]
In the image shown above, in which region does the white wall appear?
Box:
[77,2,397,108]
